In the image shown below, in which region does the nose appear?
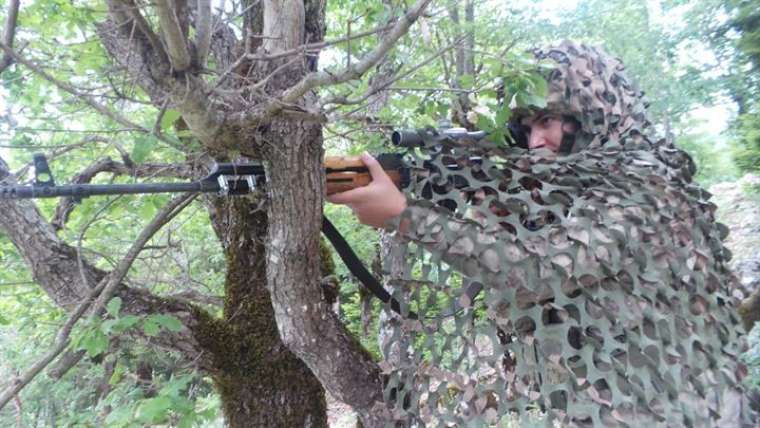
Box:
[528,129,545,149]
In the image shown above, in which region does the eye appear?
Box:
[540,116,556,126]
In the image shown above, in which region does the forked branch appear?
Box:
[236,0,433,125]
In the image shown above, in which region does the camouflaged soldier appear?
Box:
[329,41,752,427]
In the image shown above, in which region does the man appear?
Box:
[326,112,577,225]
[329,41,751,426]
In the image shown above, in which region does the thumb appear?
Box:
[361,152,391,183]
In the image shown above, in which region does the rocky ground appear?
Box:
[710,174,760,298]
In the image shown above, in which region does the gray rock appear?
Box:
[710,174,760,298]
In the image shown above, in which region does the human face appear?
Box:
[522,113,573,153]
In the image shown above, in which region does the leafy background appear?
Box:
[1,0,759,425]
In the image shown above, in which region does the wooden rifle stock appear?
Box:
[324,154,406,195]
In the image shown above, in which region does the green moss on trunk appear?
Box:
[190,198,327,427]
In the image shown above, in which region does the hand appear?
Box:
[326,152,407,229]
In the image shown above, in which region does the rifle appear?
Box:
[0,128,490,317]
[0,153,410,200]
[0,127,492,200]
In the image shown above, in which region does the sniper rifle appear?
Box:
[0,128,491,317]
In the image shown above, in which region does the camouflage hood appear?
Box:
[512,40,695,181]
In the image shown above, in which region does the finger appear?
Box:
[361,152,392,183]
[326,185,372,204]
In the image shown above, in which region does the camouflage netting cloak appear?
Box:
[380,41,752,427]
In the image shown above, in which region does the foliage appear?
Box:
[0,0,755,425]
[675,120,740,186]
[732,104,760,174]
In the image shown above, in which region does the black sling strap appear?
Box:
[321,217,415,318]
[322,217,484,320]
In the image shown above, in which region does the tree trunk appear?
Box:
[261,118,389,427]
[198,196,327,427]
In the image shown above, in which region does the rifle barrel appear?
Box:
[0,181,219,199]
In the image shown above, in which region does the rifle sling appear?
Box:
[321,217,416,319]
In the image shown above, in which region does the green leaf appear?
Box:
[0,313,9,325]
[160,374,194,397]
[80,328,109,357]
[178,414,196,428]
[136,396,172,423]
[459,74,475,89]
[494,106,512,127]
[143,318,160,337]
[131,136,154,164]
[109,362,126,386]
[115,315,141,331]
[143,314,184,335]
[528,73,548,97]
[476,114,496,133]
[106,297,122,317]
[153,314,184,332]
[160,109,182,131]
[104,405,133,427]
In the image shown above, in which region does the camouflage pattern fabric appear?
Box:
[381,41,751,427]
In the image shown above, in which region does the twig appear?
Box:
[152,97,171,136]
[386,86,473,93]
[0,42,181,150]
[249,54,304,92]
[12,136,124,179]
[0,281,35,287]
[112,0,164,56]
[234,0,433,125]
[51,158,195,230]
[0,193,196,411]
[323,35,466,112]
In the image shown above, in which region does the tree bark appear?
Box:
[261,118,390,427]
[200,196,327,427]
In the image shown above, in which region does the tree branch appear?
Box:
[155,0,192,71]
[0,193,196,412]
[0,0,20,73]
[195,0,212,67]
[97,17,228,149]
[109,0,165,57]
[1,155,212,373]
[236,0,433,125]
[323,35,465,112]
[0,42,182,150]
[51,157,196,230]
